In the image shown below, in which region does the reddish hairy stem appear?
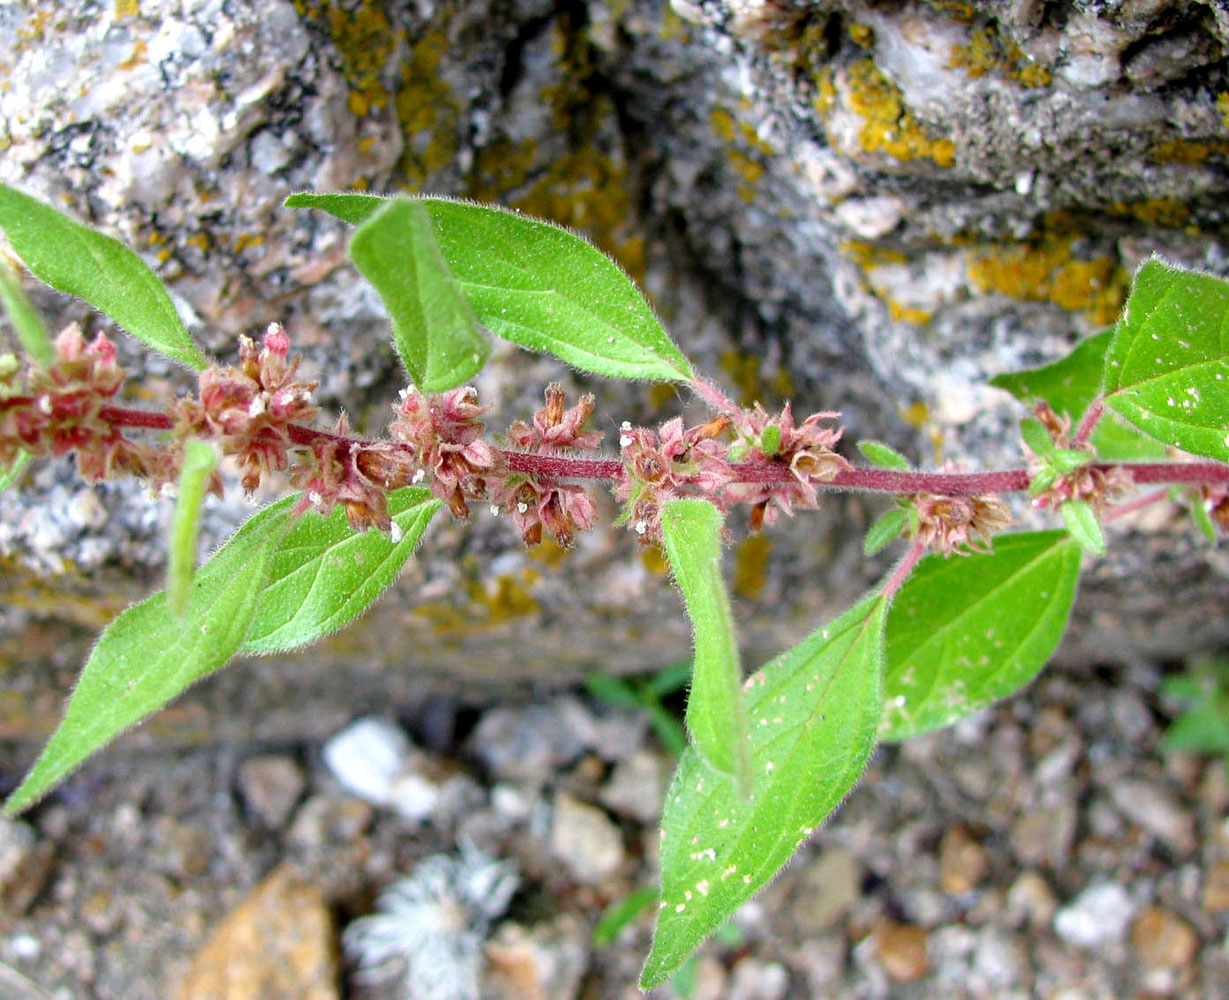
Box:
[94,404,1229,492]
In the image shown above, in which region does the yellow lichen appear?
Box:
[848,23,874,48]
[949,24,1051,88]
[966,234,1126,324]
[1219,93,1229,131]
[294,0,402,117]
[733,536,772,599]
[1108,198,1191,228]
[1150,138,1229,164]
[115,0,140,17]
[888,300,933,325]
[845,59,956,167]
[117,39,147,71]
[840,240,907,270]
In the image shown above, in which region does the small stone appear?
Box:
[599,750,668,824]
[788,847,861,934]
[1108,779,1196,855]
[1054,882,1134,948]
[0,816,55,922]
[873,920,929,982]
[549,792,624,886]
[176,865,337,1000]
[321,716,411,806]
[726,956,790,1000]
[939,826,988,895]
[286,795,372,850]
[1009,803,1076,868]
[1130,906,1199,967]
[972,928,1029,988]
[470,705,584,786]
[238,754,306,829]
[1203,860,1229,912]
[483,913,588,1000]
[1006,870,1057,928]
[150,817,213,878]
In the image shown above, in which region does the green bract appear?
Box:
[285,192,694,383]
[1103,258,1229,462]
[0,184,207,371]
[167,439,218,617]
[642,595,886,988]
[0,260,52,366]
[661,499,751,794]
[349,199,491,392]
[880,531,1082,741]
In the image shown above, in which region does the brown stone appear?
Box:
[939,825,989,895]
[175,865,338,1000]
[1130,907,1199,968]
[873,920,929,982]
[1203,860,1229,913]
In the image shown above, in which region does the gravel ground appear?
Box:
[0,657,1225,1000]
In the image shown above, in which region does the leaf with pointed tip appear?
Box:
[167,439,218,616]
[3,510,284,815]
[661,499,751,793]
[285,192,694,382]
[0,184,206,370]
[1102,258,1229,462]
[0,451,29,494]
[880,531,1081,742]
[1061,499,1106,556]
[241,487,441,654]
[857,440,911,470]
[863,506,907,556]
[349,198,490,392]
[640,594,886,989]
[990,330,1165,460]
[0,260,52,365]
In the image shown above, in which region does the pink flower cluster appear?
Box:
[491,383,600,547]
[1024,402,1131,514]
[908,492,1012,556]
[0,325,175,485]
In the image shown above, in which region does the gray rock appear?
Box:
[1107,778,1197,855]
[599,750,669,824]
[0,817,55,922]
[548,792,624,886]
[788,847,862,935]
[483,913,589,1000]
[237,754,306,829]
[322,717,412,807]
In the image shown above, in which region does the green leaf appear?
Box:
[646,701,689,758]
[880,531,1081,741]
[760,425,781,457]
[348,198,490,392]
[1049,448,1093,475]
[857,439,911,470]
[1028,466,1058,496]
[661,499,751,793]
[1188,491,1219,544]
[285,192,694,382]
[584,673,644,711]
[4,511,283,814]
[863,506,907,557]
[593,886,660,946]
[0,260,52,365]
[167,439,218,617]
[641,594,886,989]
[990,330,1165,461]
[1061,499,1106,556]
[0,184,207,371]
[240,487,441,654]
[1019,417,1054,457]
[646,660,695,698]
[1102,258,1229,462]
[0,450,30,494]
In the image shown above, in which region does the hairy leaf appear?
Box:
[990,330,1165,460]
[0,451,30,494]
[167,439,218,616]
[241,487,441,654]
[857,440,911,470]
[863,506,907,556]
[4,511,283,814]
[1102,258,1229,462]
[0,184,207,370]
[349,199,490,391]
[1060,499,1106,556]
[661,499,751,793]
[880,531,1081,741]
[0,261,52,365]
[641,595,886,988]
[285,192,693,382]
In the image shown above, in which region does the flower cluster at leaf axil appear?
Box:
[906,489,1013,557]
[1024,401,1133,513]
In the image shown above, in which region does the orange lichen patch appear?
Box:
[115,0,140,17]
[966,235,1126,325]
[1108,198,1191,228]
[841,241,908,271]
[294,0,401,116]
[845,59,956,167]
[924,0,975,23]
[710,107,776,201]
[117,39,147,71]
[888,300,933,325]
[733,535,772,599]
[949,24,1051,88]
[848,23,874,48]
[1150,138,1229,164]
[813,66,837,117]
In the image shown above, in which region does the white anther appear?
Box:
[308,491,323,504]
[411,469,425,484]
[634,520,648,535]
[389,523,404,544]
[247,395,266,418]
[619,435,633,448]
[516,502,529,514]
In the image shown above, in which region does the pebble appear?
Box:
[599,751,668,824]
[1053,882,1135,948]
[972,927,1029,989]
[0,817,55,922]
[1129,906,1199,967]
[321,716,411,806]
[873,920,930,982]
[237,754,305,829]
[939,826,989,895]
[1009,803,1076,868]
[286,795,372,851]
[1204,860,1229,912]
[175,865,337,1000]
[1107,779,1196,855]
[483,913,588,1000]
[788,847,861,934]
[1006,870,1058,928]
[470,704,585,786]
[548,792,624,886]
[726,956,790,999]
